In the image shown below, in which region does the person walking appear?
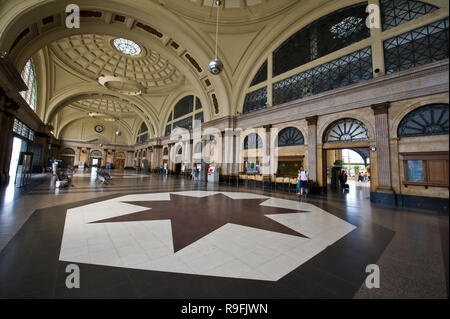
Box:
[297,166,309,198]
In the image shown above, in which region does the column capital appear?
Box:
[371,102,390,115]
[306,115,318,126]
[263,124,272,132]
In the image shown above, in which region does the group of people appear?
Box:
[357,171,370,182]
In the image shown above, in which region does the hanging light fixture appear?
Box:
[208,0,223,75]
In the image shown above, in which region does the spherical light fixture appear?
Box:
[209,0,223,75]
[115,130,121,136]
[208,59,223,75]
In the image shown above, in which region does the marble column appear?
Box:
[371,102,393,192]
[306,116,318,182]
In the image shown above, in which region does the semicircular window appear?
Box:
[61,148,75,155]
[91,150,103,157]
[244,133,263,150]
[277,127,305,147]
[323,118,369,143]
[398,104,449,138]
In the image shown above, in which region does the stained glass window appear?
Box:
[323,118,369,143]
[20,59,37,111]
[381,0,439,31]
[273,47,373,106]
[273,3,369,77]
[398,104,449,137]
[384,18,449,74]
[277,127,305,147]
[243,87,267,115]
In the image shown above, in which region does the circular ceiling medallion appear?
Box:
[94,125,104,133]
[98,75,146,96]
[113,38,142,56]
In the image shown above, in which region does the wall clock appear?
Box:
[94,125,104,133]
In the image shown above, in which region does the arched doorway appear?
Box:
[322,118,372,200]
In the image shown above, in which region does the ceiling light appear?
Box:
[208,0,223,75]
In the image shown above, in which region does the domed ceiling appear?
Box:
[50,34,184,94]
[69,96,136,115]
[155,0,300,24]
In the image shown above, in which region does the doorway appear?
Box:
[8,137,25,185]
[323,147,371,202]
[92,158,101,167]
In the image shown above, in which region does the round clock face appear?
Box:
[94,125,104,133]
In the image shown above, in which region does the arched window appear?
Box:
[323,118,369,143]
[277,127,305,147]
[398,104,449,138]
[194,142,202,153]
[273,3,369,77]
[383,18,448,75]
[176,146,183,155]
[381,0,439,30]
[20,59,37,111]
[250,60,267,87]
[139,122,148,134]
[244,133,263,149]
[165,96,203,136]
[91,150,103,157]
[163,147,169,156]
[61,148,75,155]
[136,121,149,144]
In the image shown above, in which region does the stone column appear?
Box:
[86,148,91,167]
[262,125,272,188]
[153,145,162,171]
[0,94,18,186]
[306,116,318,182]
[74,147,81,167]
[371,102,393,192]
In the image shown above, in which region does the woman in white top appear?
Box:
[297,166,309,197]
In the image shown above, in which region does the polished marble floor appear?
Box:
[0,170,448,298]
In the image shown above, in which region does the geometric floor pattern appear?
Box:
[60,191,356,281]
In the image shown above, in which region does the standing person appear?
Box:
[191,166,196,180]
[297,166,309,198]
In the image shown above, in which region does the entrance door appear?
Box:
[323,148,371,201]
[8,137,24,185]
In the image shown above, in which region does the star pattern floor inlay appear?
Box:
[59,191,357,281]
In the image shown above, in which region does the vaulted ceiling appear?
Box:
[1,0,444,145]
